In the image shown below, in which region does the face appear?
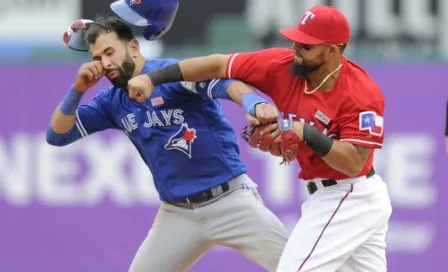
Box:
[290,42,335,78]
[90,32,139,88]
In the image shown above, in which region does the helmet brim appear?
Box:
[110,0,149,27]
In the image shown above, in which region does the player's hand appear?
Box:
[241,122,299,164]
[260,120,305,143]
[260,122,282,143]
[75,61,105,92]
[254,103,279,125]
[127,74,154,103]
[245,114,260,126]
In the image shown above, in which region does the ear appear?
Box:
[328,45,339,53]
[128,39,140,58]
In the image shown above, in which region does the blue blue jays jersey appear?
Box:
[70,59,246,202]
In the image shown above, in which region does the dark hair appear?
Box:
[339,43,347,53]
[84,16,135,45]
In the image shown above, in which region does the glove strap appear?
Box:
[279,117,294,132]
[241,125,256,143]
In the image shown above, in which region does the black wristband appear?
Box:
[303,124,334,157]
[146,63,184,86]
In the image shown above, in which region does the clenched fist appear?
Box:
[127,74,155,102]
[75,61,105,92]
[255,103,279,124]
[245,103,279,127]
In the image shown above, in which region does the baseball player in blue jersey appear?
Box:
[48,13,288,272]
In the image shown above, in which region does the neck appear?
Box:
[133,55,147,77]
[306,56,342,91]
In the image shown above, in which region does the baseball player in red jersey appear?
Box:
[127,5,393,272]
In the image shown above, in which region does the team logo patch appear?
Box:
[129,0,141,5]
[359,111,384,136]
[165,123,197,158]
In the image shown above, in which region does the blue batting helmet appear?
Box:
[110,0,179,40]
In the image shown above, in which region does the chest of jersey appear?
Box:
[272,80,343,139]
[117,89,205,143]
[112,85,235,167]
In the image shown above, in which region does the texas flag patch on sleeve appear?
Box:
[359,111,384,137]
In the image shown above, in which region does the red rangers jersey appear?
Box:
[226,47,385,180]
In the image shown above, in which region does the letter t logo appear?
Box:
[301,11,316,25]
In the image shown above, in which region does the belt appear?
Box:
[306,168,376,195]
[178,182,230,204]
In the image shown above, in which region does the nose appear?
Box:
[291,43,301,56]
[293,42,301,49]
[292,42,302,55]
[101,56,112,69]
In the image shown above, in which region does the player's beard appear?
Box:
[289,61,323,78]
[106,53,136,88]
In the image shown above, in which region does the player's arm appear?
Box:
[290,100,384,177]
[288,124,375,177]
[316,140,372,177]
[177,78,277,124]
[208,79,277,123]
[170,48,283,91]
[46,86,116,146]
[129,48,287,102]
[47,61,116,146]
[172,54,229,81]
[49,86,82,135]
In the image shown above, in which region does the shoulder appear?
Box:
[232,47,293,63]
[269,48,295,69]
[228,47,294,81]
[94,86,116,102]
[269,47,295,60]
[254,47,293,56]
[339,58,384,109]
[144,58,180,71]
[91,86,126,114]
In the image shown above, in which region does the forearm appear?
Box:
[226,81,256,104]
[47,86,84,146]
[321,141,367,177]
[297,123,369,177]
[148,54,230,86]
[50,86,83,133]
[227,82,268,116]
[212,80,268,116]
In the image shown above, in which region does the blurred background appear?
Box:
[1,0,447,271]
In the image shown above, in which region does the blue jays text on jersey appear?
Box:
[49,59,247,202]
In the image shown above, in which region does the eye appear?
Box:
[298,43,312,51]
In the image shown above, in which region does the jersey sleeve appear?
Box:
[75,89,117,138]
[338,99,385,149]
[168,79,238,101]
[225,47,289,96]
